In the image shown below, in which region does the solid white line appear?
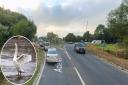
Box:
[74,66,86,85]
[64,47,71,60]
[35,52,46,85]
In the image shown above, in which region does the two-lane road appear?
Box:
[39,47,82,85]
[39,44,128,85]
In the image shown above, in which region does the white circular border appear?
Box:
[0,35,37,85]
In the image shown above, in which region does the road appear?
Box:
[39,44,128,85]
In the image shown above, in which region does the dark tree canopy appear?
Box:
[64,33,76,42]
[107,3,128,44]
[0,7,37,46]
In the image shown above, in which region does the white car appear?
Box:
[46,48,62,63]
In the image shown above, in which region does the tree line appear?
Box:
[0,7,37,47]
[64,0,128,47]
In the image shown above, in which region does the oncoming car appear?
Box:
[74,43,86,54]
[44,42,50,51]
[46,48,62,63]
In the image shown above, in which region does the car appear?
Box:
[74,43,86,54]
[39,42,45,49]
[44,42,50,51]
[67,42,73,44]
[46,48,62,63]
[91,40,105,45]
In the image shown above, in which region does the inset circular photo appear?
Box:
[0,35,37,84]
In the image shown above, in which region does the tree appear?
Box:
[0,7,37,47]
[83,31,90,41]
[47,32,59,44]
[11,19,37,40]
[0,24,10,46]
[107,3,128,44]
[64,33,76,42]
[94,24,105,40]
[75,36,83,42]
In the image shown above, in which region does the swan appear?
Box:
[13,43,32,77]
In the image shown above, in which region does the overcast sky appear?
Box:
[0,0,121,37]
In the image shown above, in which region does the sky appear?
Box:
[0,0,121,37]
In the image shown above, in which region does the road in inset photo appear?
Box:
[0,36,36,84]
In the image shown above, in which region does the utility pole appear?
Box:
[84,20,88,41]
[86,20,88,32]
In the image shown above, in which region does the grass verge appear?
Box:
[24,48,44,85]
[87,44,128,70]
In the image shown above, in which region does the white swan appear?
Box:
[13,43,32,77]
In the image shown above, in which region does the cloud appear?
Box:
[0,0,41,11]
[0,0,121,37]
[32,0,121,26]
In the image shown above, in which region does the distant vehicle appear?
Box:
[91,40,105,45]
[74,43,86,54]
[91,40,102,44]
[39,42,45,48]
[46,48,62,63]
[44,42,50,51]
[67,42,73,44]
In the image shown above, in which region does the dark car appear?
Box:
[74,43,86,54]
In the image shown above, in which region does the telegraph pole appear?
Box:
[84,20,88,41]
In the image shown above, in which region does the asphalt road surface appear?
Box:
[39,44,128,85]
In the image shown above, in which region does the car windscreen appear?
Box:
[77,43,84,47]
[48,50,57,54]
[45,43,50,46]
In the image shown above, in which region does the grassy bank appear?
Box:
[24,48,44,85]
[87,44,128,70]
[96,44,128,59]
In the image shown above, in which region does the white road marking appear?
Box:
[64,47,71,60]
[57,62,62,69]
[64,46,86,85]
[53,69,62,73]
[53,62,63,73]
[74,66,86,85]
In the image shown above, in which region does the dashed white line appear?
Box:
[74,66,86,85]
[64,48,71,60]
[64,46,86,85]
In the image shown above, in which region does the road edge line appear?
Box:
[74,66,86,85]
[35,52,46,85]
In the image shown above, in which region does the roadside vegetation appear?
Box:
[0,7,37,47]
[0,7,37,85]
[24,47,44,85]
[39,32,64,48]
[87,44,128,70]
[95,44,128,59]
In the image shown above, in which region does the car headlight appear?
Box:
[76,47,79,50]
